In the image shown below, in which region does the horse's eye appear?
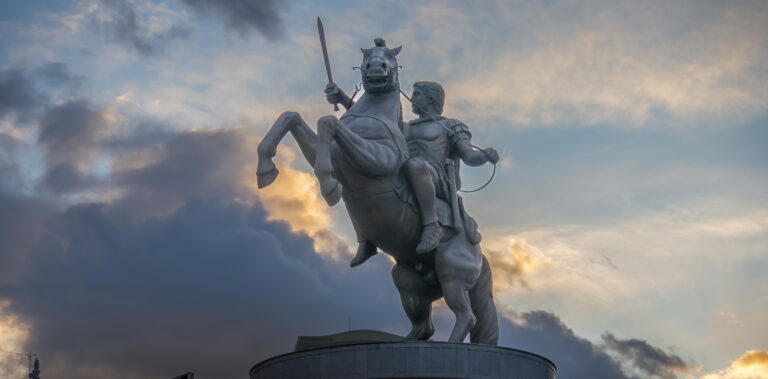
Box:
[381,62,386,69]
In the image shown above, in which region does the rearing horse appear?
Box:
[256,38,498,344]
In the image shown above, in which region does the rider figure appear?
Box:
[326,81,499,267]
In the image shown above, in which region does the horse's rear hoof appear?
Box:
[256,166,279,188]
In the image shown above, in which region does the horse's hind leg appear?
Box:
[441,277,477,343]
[256,111,317,188]
[392,263,440,341]
[469,255,499,345]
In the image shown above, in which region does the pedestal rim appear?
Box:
[250,341,556,377]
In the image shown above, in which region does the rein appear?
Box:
[398,89,497,193]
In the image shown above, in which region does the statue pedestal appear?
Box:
[250,342,556,379]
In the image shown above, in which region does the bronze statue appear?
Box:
[256,37,499,344]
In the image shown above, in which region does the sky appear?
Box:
[0,0,766,378]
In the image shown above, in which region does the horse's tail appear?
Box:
[469,254,499,345]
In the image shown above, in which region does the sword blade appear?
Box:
[317,17,338,111]
[317,17,334,83]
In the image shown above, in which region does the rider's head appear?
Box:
[413,81,445,116]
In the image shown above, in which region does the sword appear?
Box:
[317,17,339,111]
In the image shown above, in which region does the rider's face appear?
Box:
[411,88,431,117]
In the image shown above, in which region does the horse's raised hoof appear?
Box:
[350,241,378,267]
[321,180,342,206]
[256,166,279,189]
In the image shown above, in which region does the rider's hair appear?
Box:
[413,81,445,115]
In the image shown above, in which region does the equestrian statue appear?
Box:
[255,26,500,344]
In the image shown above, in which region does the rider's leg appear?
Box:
[403,157,443,253]
[350,220,377,268]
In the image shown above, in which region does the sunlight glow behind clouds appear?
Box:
[701,350,768,379]
[0,300,30,379]
[246,143,354,261]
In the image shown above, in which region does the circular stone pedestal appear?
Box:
[250,342,556,379]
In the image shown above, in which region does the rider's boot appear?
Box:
[416,221,443,254]
[350,240,378,267]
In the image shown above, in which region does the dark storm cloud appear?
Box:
[500,310,633,379]
[602,333,692,379]
[0,63,84,277]
[33,62,84,93]
[0,68,41,122]
[0,189,53,285]
[181,0,286,40]
[37,99,106,193]
[110,128,253,220]
[2,195,405,379]
[0,134,55,283]
[0,133,22,190]
[0,62,84,124]
[94,0,189,56]
[0,127,406,378]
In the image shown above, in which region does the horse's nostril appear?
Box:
[366,62,370,69]
[381,62,386,69]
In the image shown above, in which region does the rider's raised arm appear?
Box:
[334,119,404,176]
[325,83,354,111]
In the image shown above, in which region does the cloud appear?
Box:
[0,63,84,126]
[181,0,286,40]
[0,62,107,198]
[484,237,546,291]
[0,134,56,282]
[37,99,107,194]
[0,133,23,190]
[33,62,85,93]
[601,333,696,379]
[0,300,31,379]
[501,310,700,379]
[0,189,56,283]
[110,128,251,217]
[483,234,632,315]
[701,350,768,379]
[91,0,190,56]
[1,197,399,378]
[0,123,408,378]
[246,144,353,260]
[501,310,631,379]
[0,69,43,123]
[394,1,768,128]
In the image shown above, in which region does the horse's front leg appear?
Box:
[314,115,343,206]
[256,111,318,188]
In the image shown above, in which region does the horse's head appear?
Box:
[360,38,401,93]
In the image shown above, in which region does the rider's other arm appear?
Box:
[325,83,354,110]
[449,121,499,166]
